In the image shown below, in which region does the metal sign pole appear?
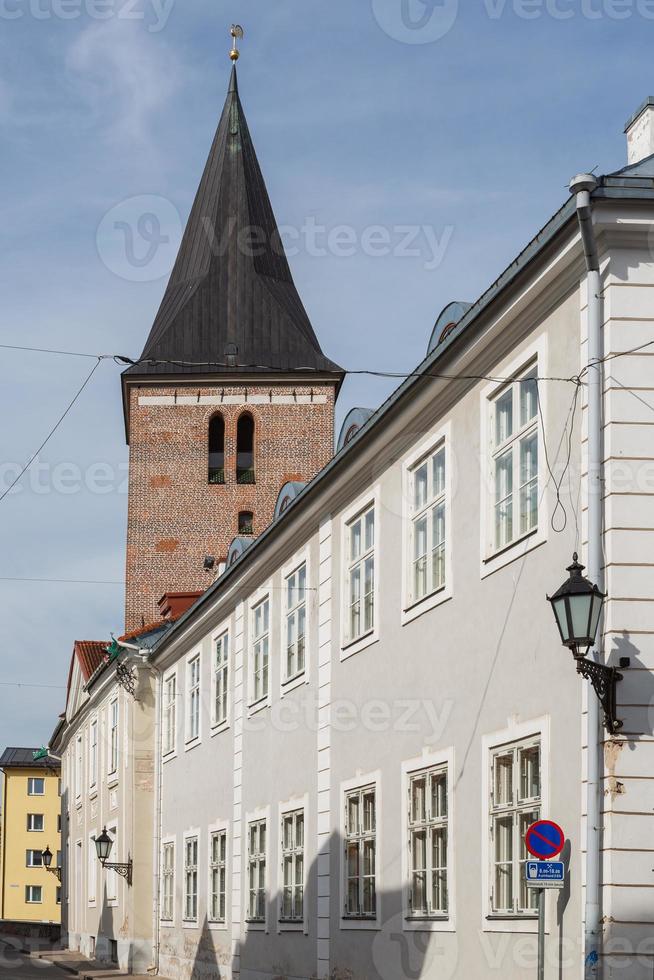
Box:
[538,887,545,980]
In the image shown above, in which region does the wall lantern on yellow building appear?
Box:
[41,846,61,882]
[94,827,133,886]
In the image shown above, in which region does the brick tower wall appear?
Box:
[124,382,337,631]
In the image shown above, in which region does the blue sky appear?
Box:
[0,0,649,750]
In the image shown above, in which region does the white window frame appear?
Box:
[401,747,455,932]
[27,777,45,796]
[480,336,548,578]
[104,824,119,905]
[89,718,98,792]
[340,487,381,661]
[27,813,44,832]
[26,849,43,868]
[402,423,453,624]
[207,821,229,929]
[25,884,42,904]
[108,698,119,777]
[162,670,177,759]
[339,771,381,930]
[280,550,311,694]
[248,585,272,713]
[182,831,200,925]
[160,836,176,925]
[88,829,97,907]
[211,626,230,732]
[244,806,270,932]
[277,795,309,933]
[481,715,549,934]
[185,650,201,747]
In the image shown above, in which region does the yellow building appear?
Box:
[0,748,61,923]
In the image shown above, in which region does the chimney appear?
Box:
[625,98,654,166]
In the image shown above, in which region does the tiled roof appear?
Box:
[0,747,59,770]
[74,641,108,681]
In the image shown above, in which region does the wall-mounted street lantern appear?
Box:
[41,846,61,882]
[548,553,624,733]
[94,828,133,886]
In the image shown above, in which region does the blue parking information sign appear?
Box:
[525,861,565,889]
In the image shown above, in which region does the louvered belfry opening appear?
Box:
[236,413,255,484]
[208,413,225,484]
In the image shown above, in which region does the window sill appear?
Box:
[340,916,380,931]
[210,721,230,738]
[162,750,177,764]
[278,919,305,933]
[247,697,270,717]
[245,919,266,932]
[481,525,545,579]
[208,919,228,931]
[184,737,202,753]
[402,585,452,626]
[340,630,378,663]
[483,913,540,934]
[182,919,199,930]
[280,671,307,696]
[88,788,98,801]
[404,914,455,933]
[106,774,119,789]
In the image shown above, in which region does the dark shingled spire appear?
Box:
[123,66,343,381]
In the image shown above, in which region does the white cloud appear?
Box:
[65,15,179,150]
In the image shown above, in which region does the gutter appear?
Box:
[569,172,603,978]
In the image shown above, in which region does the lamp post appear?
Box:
[548,553,624,733]
[41,846,61,882]
[94,828,133,886]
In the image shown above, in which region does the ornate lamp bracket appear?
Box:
[576,657,623,734]
[102,856,133,886]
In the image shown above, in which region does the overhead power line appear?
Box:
[0,576,123,586]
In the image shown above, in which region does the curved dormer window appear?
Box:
[208,414,225,485]
[236,413,255,484]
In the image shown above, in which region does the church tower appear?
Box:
[121,61,343,630]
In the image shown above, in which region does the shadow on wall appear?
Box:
[232,830,444,980]
[607,631,654,749]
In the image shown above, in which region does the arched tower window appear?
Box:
[236,413,255,484]
[208,414,225,484]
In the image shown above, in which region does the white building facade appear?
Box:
[142,104,654,980]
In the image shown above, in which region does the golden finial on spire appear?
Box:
[230,24,244,62]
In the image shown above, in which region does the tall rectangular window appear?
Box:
[27,813,44,832]
[26,849,43,867]
[489,739,541,915]
[163,674,176,755]
[345,505,375,644]
[187,655,200,742]
[344,785,376,918]
[490,366,539,551]
[184,837,198,921]
[75,735,82,797]
[209,831,227,923]
[251,599,270,704]
[409,445,446,603]
[408,765,448,917]
[27,777,45,796]
[89,720,98,789]
[109,700,119,775]
[88,835,97,904]
[25,885,42,904]
[247,819,266,922]
[213,634,229,727]
[280,810,304,922]
[284,565,307,682]
[161,842,175,921]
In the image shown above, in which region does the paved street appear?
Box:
[0,943,64,980]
